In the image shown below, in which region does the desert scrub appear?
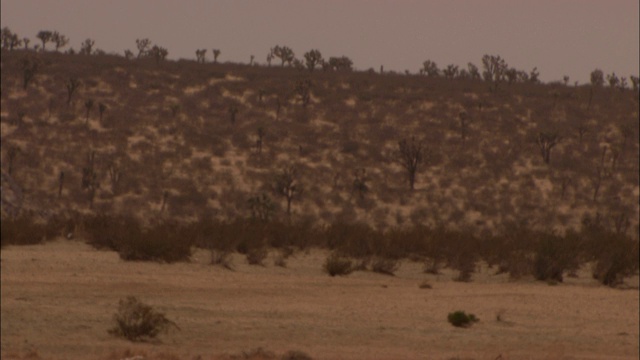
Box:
[371,256,401,276]
[0,214,46,247]
[323,252,353,276]
[108,296,179,342]
[447,311,479,328]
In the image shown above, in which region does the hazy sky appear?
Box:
[2,0,638,83]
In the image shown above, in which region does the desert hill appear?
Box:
[1,49,638,233]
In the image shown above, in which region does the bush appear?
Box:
[533,232,570,283]
[371,257,400,276]
[281,350,313,360]
[108,296,178,342]
[323,253,353,276]
[1,214,46,247]
[246,247,268,266]
[118,221,193,263]
[447,311,479,328]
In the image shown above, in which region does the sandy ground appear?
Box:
[1,240,638,360]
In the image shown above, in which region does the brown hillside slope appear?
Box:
[1,50,638,231]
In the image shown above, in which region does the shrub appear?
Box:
[447,311,479,328]
[323,253,353,276]
[418,280,432,289]
[281,350,313,360]
[1,214,46,247]
[108,296,178,342]
[118,220,193,263]
[533,232,570,283]
[210,249,234,270]
[246,247,268,266]
[83,213,141,251]
[371,257,400,276]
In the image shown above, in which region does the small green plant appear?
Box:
[447,311,479,328]
[323,253,353,276]
[108,296,179,342]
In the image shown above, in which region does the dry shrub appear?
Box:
[281,350,313,360]
[246,247,268,266]
[118,220,193,263]
[1,214,46,247]
[447,310,479,328]
[108,296,179,342]
[371,257,400,276]
[418,280,432,289]
[323,252,353,276]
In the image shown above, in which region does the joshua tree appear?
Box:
[443,64,459,79]
[1,27,22,50]
[248,193,276,222]
[272,45,295,66]
[481,54,508,92]
[36,30,53,51]
[458,111,469,143]
[21,56,40,90]
[397,136,425,191]
[266,51,274,66]
[505,68,518,84]
[98,102,107,121]
[82,151,99,208]
[295,79,311,108]
[195,49,206,63]
[630,76,639,92]
[467,62,481,79]
[327,56,353,71]
[7,146,20,175]
[228,104,238,123]
[529,67,540,83]
[563,75,570,86]
[212,49,221,63]
[58,171,65,198]
[124,49,134,59]
[84,99,94,124]
[590,69,604,88]
[149,45,168,64]
[52,31,69,51]
[304,49,323,72]
[66,77,81,106]
[22,38,30,50]
[256,126,266,153]
[536,132,560,164]
[108,161,121,194]
[422,60,440,77]
[606,72,620,88]
[250,55,255,65]
[79,38,95,55]
[273,166,302,216]
[352,168,369,199]
[136,38,151,58]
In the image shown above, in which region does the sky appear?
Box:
[1,0,638,84]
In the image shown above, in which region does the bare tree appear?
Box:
[536,132,560,164]
[304,49,323,72]
[397,136,425,190]
[273,166,303,216]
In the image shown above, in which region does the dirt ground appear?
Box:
[1,239,638,360]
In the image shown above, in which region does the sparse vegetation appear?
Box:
[108,296,179,342]
[447,311,479,328]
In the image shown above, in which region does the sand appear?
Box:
[1,239,638,360]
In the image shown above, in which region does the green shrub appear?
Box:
[108,296,178,342]
[323,253,353,276]
[447,311,479,328]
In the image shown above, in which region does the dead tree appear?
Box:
[397,136,425,191]
[536,132,560,164]
[273,166,302,216]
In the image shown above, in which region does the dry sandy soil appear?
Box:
[1,240,638,360]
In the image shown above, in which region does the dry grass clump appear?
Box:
[108,296,179,342]
[323,252,353,276]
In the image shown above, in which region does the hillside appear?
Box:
[1,50,639,233]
